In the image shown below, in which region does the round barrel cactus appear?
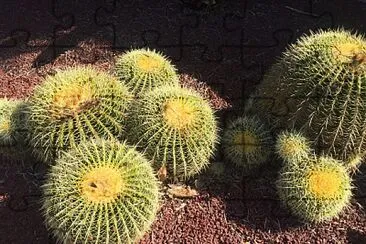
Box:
[277,155,353,223]
[115,48,179,96]
[248,29,366,160]
[26,66,133,163]
[41,139,160,244]
[125,85,218,180]
[275,130,311,164]
[222,115,273,171]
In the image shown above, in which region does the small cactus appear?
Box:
[26,66,132,163]
[277,154,353,223]
[276,130,311,164]
[41,139,160,244]
[222,116,273,171]
[248,29,366,160]
[115,48,179,96]
[125,85,218,180]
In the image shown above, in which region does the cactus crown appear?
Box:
[163,98,197,132]
[306,156,352,200]
[51,82,95,119]
[233,130,259,154]
[80,166,124,204]
[136,53,164,72]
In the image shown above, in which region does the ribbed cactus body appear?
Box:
[41,139,160,244]
[125,85,218,180]
[27,66,132,163]
[115,49,179,96]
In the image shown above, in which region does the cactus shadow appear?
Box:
[347,228,366,244]
[196,158,305,232]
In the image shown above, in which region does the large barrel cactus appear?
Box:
[277,155,353,223]
[115,48,179,96]
[125,85,218,180]
[248,29,366,160]
[41,139,160,244]
[26,66,132,163]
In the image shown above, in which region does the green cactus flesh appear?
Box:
[27,66,132,163]
[222,116,273,171]
[250,29,366,160]
[41,139,160,244]
[0,98,25,146]
[125,85,218,180]
[115,48,179,96]
[275,130,311,164]
[277,155,353,223]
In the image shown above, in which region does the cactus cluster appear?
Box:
[3,30,365,238]
[277,155,353,223]
[250,29,366,160]
[222,115,273,171]
[115,48,179,96]
[125,85,218,180]
[21,48,220,242]
[41,139,160,244]
[26,66,132,163]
